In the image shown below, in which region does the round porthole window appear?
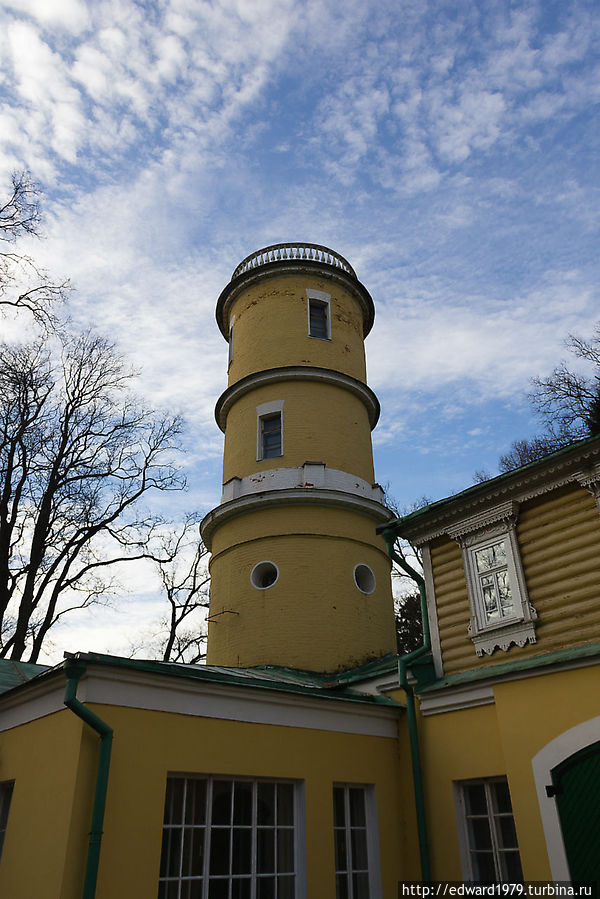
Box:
[354,564,376,595]
[250,561,279,590]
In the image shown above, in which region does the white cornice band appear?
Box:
[215,366,380,431]
[201,487,394,550]
[221,463,386,505]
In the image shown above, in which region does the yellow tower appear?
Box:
[201,243,396,671]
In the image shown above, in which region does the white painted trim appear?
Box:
[366,785,383,897]
[42,666,400,738]
[201,487,394,549]
[0,675,65,732]
[532,715,600,881]
[221,464,386,505]
[419,683,495,716]
[215,366,380,431]
[422,545,444,678]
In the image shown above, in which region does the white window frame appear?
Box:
[306,288,331,340]
[451,507,537,657]
[256,400,284,461]
[333,783,382,899]
[454,777,523,883]
[159,774,306,899]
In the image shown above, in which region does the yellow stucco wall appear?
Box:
[431,484,600,675]
[0,701,414,898]
[221,379,376,484]
[226,274,368,385]
[419,663,600,880]
[0,710,95,899]
[207,505,396,670]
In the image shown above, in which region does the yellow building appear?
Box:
[0,243,599,898]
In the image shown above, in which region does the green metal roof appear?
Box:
[53,651,402,708]
[0,659,49,695]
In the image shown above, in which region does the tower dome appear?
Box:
[201,243,396,671]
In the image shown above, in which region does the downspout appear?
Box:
[381,529,432,882]
[63,657,113,899]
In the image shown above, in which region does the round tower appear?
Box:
[201,243,396,672]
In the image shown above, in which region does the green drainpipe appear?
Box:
[382,529,432,882]
[64,658,113,899]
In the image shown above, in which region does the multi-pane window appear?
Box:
[308,299,329,340]
[159,776,298,899]
[0,781,14,861]
[260,413,282,460]
[228,322,234,369]
[473,540,515,624]
[333,785,370,899]
[459,778,523,883]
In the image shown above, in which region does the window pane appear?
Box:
[492,780,512,814]
[277,875,295,899]
[309,301,328,339]
[210,829,231,875]
[233,782,252,826]
[258,784,275,825]
[351,829,368,870]
[256,876,275,899]
[475,541,506,572]
[468,817,492,850]
[496,571,514,617]
[464,784,487,816]
[182,827,205,876]
[497,815,518,848]
[208,880,229,899]
[186,780,207,825]
[471,851,496,882]
[277,784,294,826]
[352,871,371,899]
[349,789,366,827]
[336,873,348,899]
[257,828,275,873]
[333,788,345,827]
[232,828,252,874]
[232,879,252,899]
[262,414,282,459]
[334,828,347,871]
[212,782,233,826]
[162,828,182,878]
[277,828,294,873]
[165,779,185,825]
[499,850,524,882]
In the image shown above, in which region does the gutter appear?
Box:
[63,657,113,899]
[381,529,432,881]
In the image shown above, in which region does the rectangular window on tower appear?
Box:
[306,290,331,340]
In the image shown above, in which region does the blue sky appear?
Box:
[1,0,599,661]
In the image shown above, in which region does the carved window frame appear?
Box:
[449,503,537,657]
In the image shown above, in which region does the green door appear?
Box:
[550,741,600,883]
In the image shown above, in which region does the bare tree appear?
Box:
[496,323,600,474]
[0,332,184,661]
[383,488,427,652]
[0,172,67,328]
[149,517,210,664]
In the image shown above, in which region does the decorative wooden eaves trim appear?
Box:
[201,488,394,550]
[446,501,520,542]
[398,443,600,546]
[215,366,380,431]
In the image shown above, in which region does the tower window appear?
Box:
[228,320,234,369]
[306,289,331,340]
[259,412,282,459]
[251,561,279,590]
[354,564,376,595]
